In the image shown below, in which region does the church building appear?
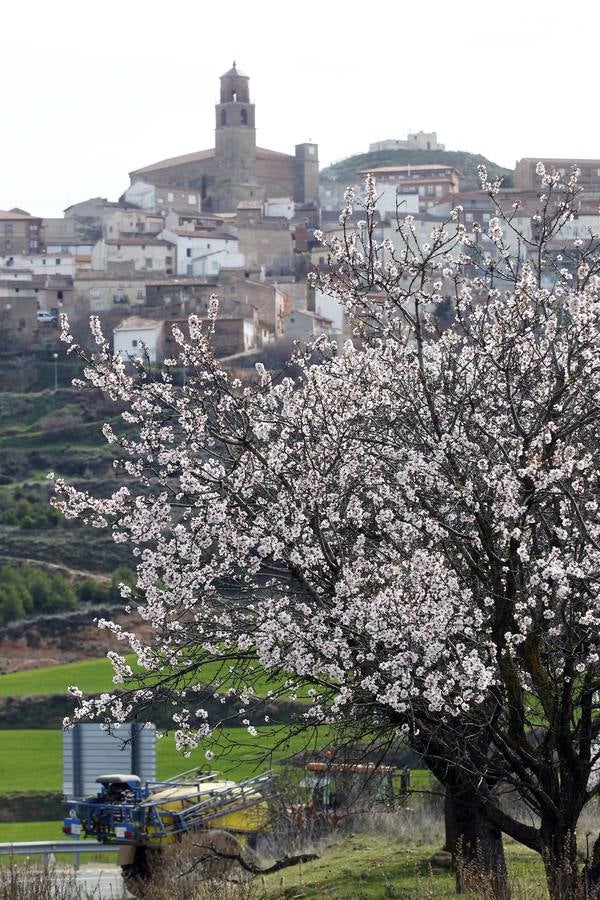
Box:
[129,64,319,214]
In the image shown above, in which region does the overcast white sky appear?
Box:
[2,0,597,217]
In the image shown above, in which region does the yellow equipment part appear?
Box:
[142,780,270,845]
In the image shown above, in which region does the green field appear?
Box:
[0,656,137,698]
[0,726,333,794]
[0,654,278,699]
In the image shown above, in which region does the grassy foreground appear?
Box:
[259,833,547,899]
[0,828,549,897]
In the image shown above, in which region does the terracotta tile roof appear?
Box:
[130,148,215,175]
[171,229,237,240]
[0,209,37,220]
[130,144,294,178]
[104,237,171,246]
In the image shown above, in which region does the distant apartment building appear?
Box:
[358,164,460,212]
[514,158,600,193]
[0,209,43,254]
[2,253,76,278]
[369,132,445,153]
[74,273,150,312]
[91,237,175,275]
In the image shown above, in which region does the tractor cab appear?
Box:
[94,774,143,804]
[302,761,396,817]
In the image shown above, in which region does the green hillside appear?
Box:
[0,656,137,698]
[321,148,513,190]
[0,654,279,699]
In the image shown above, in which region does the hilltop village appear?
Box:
[3,63,599,366]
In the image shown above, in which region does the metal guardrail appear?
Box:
[0,840,117,870]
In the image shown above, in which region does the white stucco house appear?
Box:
[283,308,333,339]
[113,316,164,363]
[159,228,244,276]
[92,237,174,274]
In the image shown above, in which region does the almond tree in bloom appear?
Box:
[55,165,600,899]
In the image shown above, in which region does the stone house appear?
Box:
[0,275,42,347]
[164,314,257,359]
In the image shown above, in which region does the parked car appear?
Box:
[37,310,58,322]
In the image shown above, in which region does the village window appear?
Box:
[4,241,11,251]
[57,291,63,300]
[186,248,192,257]
[221,109,227,126]
[42,258,47,265]
[166,256,172,265]
[145,258,153,269]
[5,223,13,234]
[137,289,144,299]
[240,109,247,125]
[186,264,192,275]
[56,259,61,265]
[30,225,38,233]
[168,192,174,202]
[131,339,138,347]
[19,319,26,329]
[466,213,474,222]
[188,195,196,205]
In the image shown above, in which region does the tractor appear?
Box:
[63,767,276,892]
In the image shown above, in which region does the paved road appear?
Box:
[74,865,130,898]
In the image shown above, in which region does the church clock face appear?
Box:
[308,146,316,155]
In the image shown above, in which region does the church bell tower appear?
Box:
[213,63,258,212]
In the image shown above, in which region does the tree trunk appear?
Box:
[445,782,510,897]
[586,832,600,894]
[541,825,581,900]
